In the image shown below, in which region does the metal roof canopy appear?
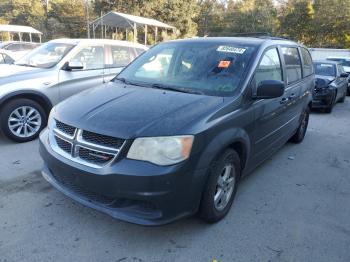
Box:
[0,24,42,42]
[90,11,175,44]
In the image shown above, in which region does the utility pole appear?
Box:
[85,0,90,38]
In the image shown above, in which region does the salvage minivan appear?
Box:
[39,37,314,225]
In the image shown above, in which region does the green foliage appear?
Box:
[0,0,45,40]
[48,0,87,39]
[0,0,349,48]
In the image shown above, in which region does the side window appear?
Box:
[71,45,104,70]
[4,54,14,64]
[108,45,133,68]
[135,48,146,56]
[6,44,20,51]
[338,65,345,75]
[255,48,282,87]
[281,47,302,84]
[301,48,313,77]
[0,54,5,64]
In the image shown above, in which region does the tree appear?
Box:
[278,0,314,44]
[48,0,87,39]
[0,0,45,40]
[226,0,278,35]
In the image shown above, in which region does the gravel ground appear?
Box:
[0,100,349,262]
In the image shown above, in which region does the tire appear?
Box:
[325,104,333,113]
[290,107,310,143]
[325,93,335,113]
[0,98,47,142]
[339,91,346,103]
[199,149,241,223]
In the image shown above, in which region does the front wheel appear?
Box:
[199,149,241,223]
[290,107,310,143]
[0,99,47,142]
[339,90,346,103]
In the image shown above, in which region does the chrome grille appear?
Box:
[78,147,115,164]
[50,121,125,168]
[55,136,72,154]
[55,120,76,137]
[82,130,124,148]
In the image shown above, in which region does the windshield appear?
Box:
[328,58,350,67]
[15,42,74,68]
[117,42,257,96]
[314,63,336,77]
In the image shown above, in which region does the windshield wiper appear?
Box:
[151,83,204,95]
[114,77,150,88]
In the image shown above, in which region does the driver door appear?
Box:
[58,44,105,102]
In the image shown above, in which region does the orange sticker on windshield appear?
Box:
[218,60,231,68]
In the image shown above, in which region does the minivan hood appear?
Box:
[54,82,225,138]
[315,75,335,82]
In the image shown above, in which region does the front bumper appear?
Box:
[312,90,333,108]
[39,129,207,225]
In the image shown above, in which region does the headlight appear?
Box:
[127,136,194,166]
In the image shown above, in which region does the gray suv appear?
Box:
[0,39,147,142]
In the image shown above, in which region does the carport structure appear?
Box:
[90,11,176,45]
[0,24,42,42]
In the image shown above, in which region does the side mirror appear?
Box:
[340,73,349,78]
[255,80,285,99]
[62,61,84,71]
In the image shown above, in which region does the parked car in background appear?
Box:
[39,37,314,225]
[0,41,41,60]
[0,39,148,142]
[0,49,15,64]
[326,57,350,95]
[312,60,348,113]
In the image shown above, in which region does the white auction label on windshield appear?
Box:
[217,46,246,54]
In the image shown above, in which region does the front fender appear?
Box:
[195,127,251,171]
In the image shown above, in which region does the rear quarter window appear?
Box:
[281,47,302,84]
[301,48,313,77]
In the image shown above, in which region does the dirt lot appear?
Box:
[0,100,349,262]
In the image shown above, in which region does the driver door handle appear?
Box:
[289,93,296,100]
[280,97,289,104]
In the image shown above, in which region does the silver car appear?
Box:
[0,39,148,142]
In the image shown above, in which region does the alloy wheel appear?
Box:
[214,164,236,211]
[8,106,42,138]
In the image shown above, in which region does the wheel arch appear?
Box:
[196,128,251,173]
[0,90,53,117]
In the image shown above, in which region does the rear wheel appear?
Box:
[290,107,310,143]
[199,149,241,223]
[0,99,46,142]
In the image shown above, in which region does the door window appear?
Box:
[281,47,302,84]
[107,45,133,68]
[255,48,282,86]
[71,45,104,70]
[300,48,313,77]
